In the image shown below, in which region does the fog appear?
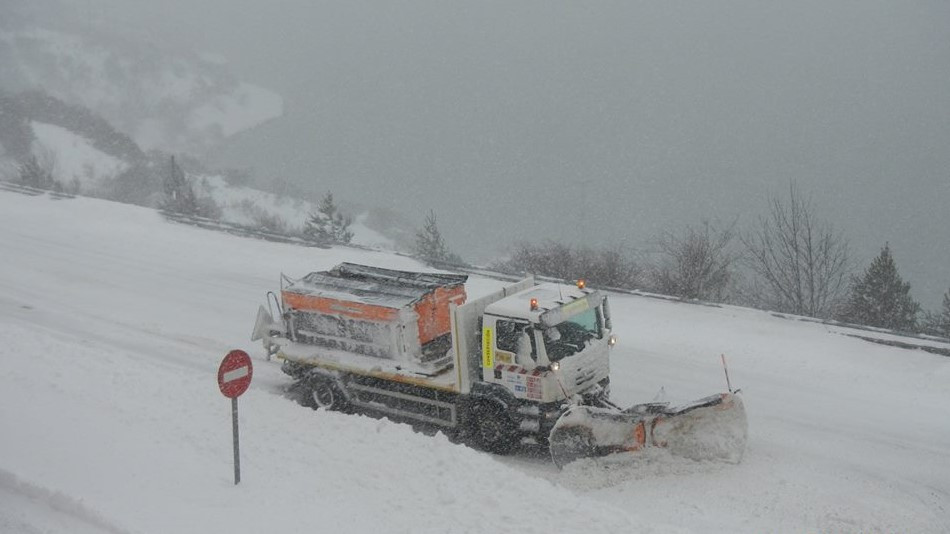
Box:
[63,1,950,307]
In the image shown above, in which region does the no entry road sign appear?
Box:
[218,349,253,485]
[218,350,253,398]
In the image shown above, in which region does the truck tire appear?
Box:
[469,400,518,455]
[309,377,345,411]
[549,426,596,469]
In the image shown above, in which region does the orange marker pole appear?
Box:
[721,354,733,393]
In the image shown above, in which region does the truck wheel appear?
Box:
[310,377,344,411]
[549,426,596,469]
[469,400,518,455]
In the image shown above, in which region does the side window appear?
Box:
[496,320,521,352]
[497,320,537,364]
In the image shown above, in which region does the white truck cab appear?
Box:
[479,283,614,405]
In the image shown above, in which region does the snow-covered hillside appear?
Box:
[196,175,396,249]
[1,191,948,533]
[29,121,128,189]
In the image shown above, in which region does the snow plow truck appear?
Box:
[252,262,747,467]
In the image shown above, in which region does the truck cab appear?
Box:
[480,282,613,405]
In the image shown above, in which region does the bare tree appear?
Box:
[497,240,576,280]
[653,219,738,301]
[741,182,850,318]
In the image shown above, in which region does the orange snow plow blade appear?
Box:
[548,393,747,469]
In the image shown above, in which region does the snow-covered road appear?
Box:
[2,191,948,533]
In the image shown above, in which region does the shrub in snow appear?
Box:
[235,198,289,234]
[494,241,641,289]
[652,219,738,302]
[15,154,62,191]
[920,289,950,338]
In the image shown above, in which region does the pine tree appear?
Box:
[840,243,920,331]
[414,210,462,264]
[161,155,200,215]
[940,290,950,336]
[304,191,353,245]
[922,289,950,338]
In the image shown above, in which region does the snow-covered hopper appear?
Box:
[278,263,467,371]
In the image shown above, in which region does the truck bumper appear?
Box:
[517,377,611,444]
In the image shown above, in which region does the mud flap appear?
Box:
[549,393,747,469]
[251,305,275,342]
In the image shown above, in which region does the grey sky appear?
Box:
[81,0,950,307]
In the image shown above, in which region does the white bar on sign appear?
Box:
[223,366,249,383]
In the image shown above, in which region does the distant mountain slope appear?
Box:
[194,175,397,250]
[0,91,399,251]
[0,26,282,154]
[30,120,128,190]
[0,90,141,188]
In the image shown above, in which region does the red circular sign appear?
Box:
[218,350,253,398]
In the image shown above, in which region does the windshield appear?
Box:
[543,306,602,362]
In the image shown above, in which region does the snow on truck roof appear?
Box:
[285,263,468,309]
[485,283,603,324]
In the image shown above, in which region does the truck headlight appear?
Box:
[608,334,617,347]
[550,361,560,371]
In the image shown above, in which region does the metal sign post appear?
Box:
[231,397,240,484]
[218,350,253,485]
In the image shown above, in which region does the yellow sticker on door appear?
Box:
[482,326,494,368]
